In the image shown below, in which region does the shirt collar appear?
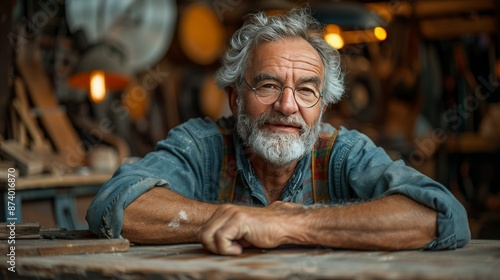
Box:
[233,132,311,204]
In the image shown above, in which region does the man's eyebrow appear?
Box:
[296,76,322,86]
[253,73,281,84]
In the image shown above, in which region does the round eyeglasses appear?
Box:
[244,79,323,108]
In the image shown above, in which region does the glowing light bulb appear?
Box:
[374,27,387,41]
[325,33,344,49]
[324,24,344,49]
[90,71,106,103]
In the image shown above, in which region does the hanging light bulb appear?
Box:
[68,44,130,103]
[324,24,344,49]
[325,33,344,49]
[89,70,106,103]
[373,26,387,41]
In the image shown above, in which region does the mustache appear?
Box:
[254,111,308,134]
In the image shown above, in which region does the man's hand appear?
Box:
[199,202,302,255]
[198,195,438,254]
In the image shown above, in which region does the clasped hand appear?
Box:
[199,201,303,255]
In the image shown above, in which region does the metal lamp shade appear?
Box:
[68,44,130,91]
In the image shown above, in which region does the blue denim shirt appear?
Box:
[86,117,470,250]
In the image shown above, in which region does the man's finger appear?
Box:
[213,223,247,255]
[199,205,234,252]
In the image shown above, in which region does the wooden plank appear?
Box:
[0,222,40,239]
[414,0,496,18]
[39,229,96,240]
[0,140,45,175]
[0,161,19,179]
[0,172,112,190]
[366,0,496,19]
[420,17,497,40]
[445,133,499,153]
[8,102,23,146]
[0,238,129,257]
[3,240,499,279]
[15,29,85,169]
[13,78,53,154]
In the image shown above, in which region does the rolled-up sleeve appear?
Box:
[86,118,222,238]
[335,129,471,250]
[383,162,471,250]
[86,174,169,238]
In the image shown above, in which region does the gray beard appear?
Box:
[235,97,322,167]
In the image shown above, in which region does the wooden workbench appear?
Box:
[0,172,112,229]
[1,239,499,279]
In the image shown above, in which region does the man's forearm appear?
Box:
[122,190,436,252]
[122,187,218,244]
[285,194,437,250]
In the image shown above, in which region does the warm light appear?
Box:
[325,33,344,49]
[90,71,106,103]
[179,3,225,65]
[325,24,341,35]
[374,27,387,41]
[324,24,344,49]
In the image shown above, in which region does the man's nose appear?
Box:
[273,87,299,115]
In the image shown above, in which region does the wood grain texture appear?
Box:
[15,34,85,169]
[0,238,129,257]
[0,172,112,190]
[1,240,498,279]
[0,222,40,239]
[0,140,45,175]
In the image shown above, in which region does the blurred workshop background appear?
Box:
[0,0,499,239]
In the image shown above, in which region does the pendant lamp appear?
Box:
[68,43,130,103]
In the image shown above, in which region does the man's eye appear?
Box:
[259,83,280,90]
[297,87,317,95]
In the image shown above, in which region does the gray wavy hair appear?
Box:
[215,8,344,105]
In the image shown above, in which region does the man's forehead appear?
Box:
[247,38,324,79]
[252,37,321,59]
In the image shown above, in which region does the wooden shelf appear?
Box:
[0,172,113,190]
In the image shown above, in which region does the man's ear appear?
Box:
[322,104,329,114]
[228,86,239,116]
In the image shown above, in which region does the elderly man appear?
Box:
[86,8,470,255]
